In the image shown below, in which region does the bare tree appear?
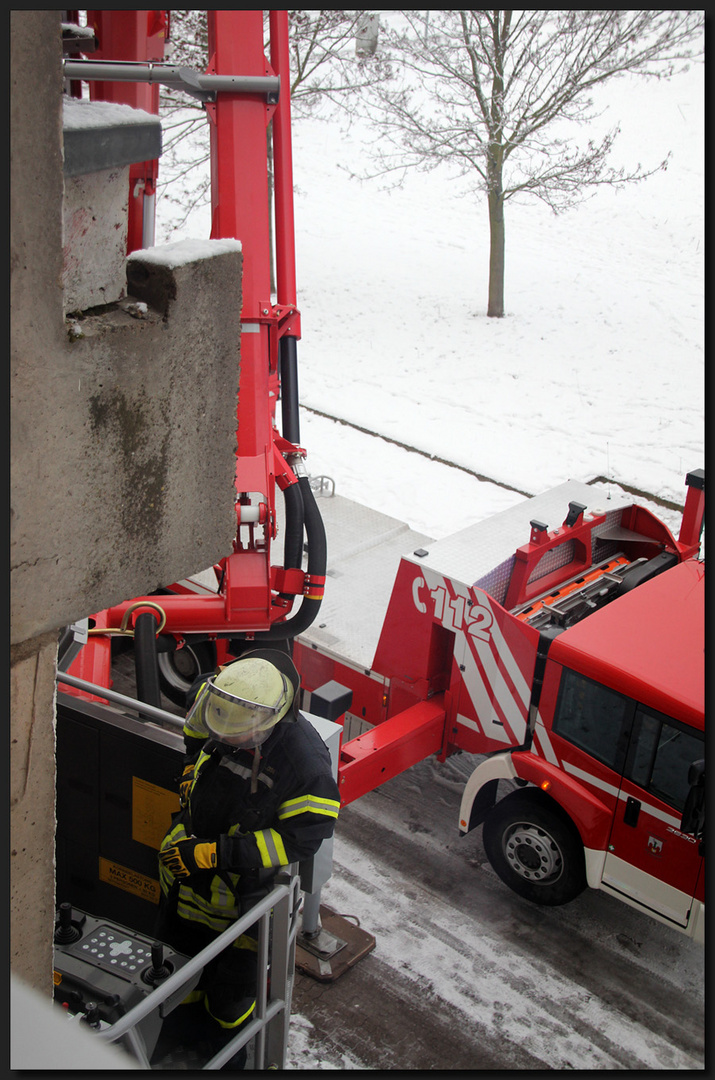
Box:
[287,11,388,116]
[156,11,387,239]
[359,11,704,317]
[157,11,211,235]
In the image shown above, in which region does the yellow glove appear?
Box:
[179,762,195,808]
[159,838,217,878]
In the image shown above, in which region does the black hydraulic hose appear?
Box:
[134,611,163,714]
[254,473,327,642]
[278,333,305,592]
[237,335,327,641]
[279,336,301,445]
[281,478,305,586]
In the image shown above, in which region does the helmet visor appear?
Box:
[187,672,289,746]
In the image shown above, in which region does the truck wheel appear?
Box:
[157,641,216,707]
[482,790,587,906]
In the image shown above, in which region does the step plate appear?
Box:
[295,904,376,982]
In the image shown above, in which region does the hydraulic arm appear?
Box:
[65,10,326,704]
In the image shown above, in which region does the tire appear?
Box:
[482,790,587,906]
[157,640,217,708]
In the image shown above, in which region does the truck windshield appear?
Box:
[552,668,632,773]
[553,668,703,813]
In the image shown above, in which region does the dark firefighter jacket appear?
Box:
[158,714,341,936]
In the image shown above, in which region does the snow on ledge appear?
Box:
[128,238,243,268]
[63,96,161,131]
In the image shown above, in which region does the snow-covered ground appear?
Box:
[154,53,704,1071]
[157,61,704,541]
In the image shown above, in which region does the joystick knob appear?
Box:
[141,942,173,985]
[54,902,81,945]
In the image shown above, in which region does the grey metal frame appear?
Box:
[62,59,280,104]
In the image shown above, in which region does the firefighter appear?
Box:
[153,648,340,1067]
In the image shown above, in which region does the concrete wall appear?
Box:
[10,11,242,993]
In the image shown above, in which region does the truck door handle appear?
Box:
[623,796,641,827]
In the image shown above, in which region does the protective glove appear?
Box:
[178,762,195,808]
[159,837,218,878]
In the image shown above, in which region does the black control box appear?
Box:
[53,904,200,1059]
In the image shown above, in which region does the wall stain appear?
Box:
[88,388,169,546]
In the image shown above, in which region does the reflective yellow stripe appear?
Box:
[159,863,175,893]
[176,896,232,934]
[180,989,205,1005]
[254,828,288,868]
[278,794,340,820]
[209,873,241,911]
[159,820,192,895]
[233,934,258,953]
[205,996,255,1030]
[176,880,240,932]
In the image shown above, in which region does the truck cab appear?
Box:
[458,496,704,942]
[522,558,704,936]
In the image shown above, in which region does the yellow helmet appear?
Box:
[188,655,295,748]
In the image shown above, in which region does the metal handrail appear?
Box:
[97,875,300,1069]
[56,670,185,730]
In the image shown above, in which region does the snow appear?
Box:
[128,237,242,268]
[63,95,161,130]
[323,830,697,1071]
[153,58,704,1070]
[156,63,703,542]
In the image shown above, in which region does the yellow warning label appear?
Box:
[53,970,62,986]
[132,775,179,850]
[98,856,161,905]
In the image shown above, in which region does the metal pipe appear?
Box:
[301,890,322,937]
[62,60,280,99]
[141,191,155,248]
[56,670,184,730]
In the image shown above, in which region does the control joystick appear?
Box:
[54,902,82,945]
[141,942,173,986]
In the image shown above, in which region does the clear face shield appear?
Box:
[187,670,290,749]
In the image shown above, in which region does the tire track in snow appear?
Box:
[301,404,688,513]
[324,833,702,1071]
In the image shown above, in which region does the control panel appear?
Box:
[53,903,199,1061]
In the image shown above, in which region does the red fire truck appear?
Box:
[61,10,705,946]
[294,475,704,941]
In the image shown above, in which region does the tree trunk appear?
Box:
[487,185,505,318]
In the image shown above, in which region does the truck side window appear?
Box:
[553,668,632,773]
[626,707,703,813]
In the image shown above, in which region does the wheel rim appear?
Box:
[503,821,564,883]
[157,644,205,695]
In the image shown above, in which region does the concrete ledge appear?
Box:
[12,241,243,643]
[63,97,162,177]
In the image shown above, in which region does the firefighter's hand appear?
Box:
[178,762,195,808]
[159,838,217,878]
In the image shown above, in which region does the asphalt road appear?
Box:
[290,750,705,1071]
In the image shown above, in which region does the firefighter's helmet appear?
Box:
[187,650,300,747]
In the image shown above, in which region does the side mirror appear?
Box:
[680,758,705,837]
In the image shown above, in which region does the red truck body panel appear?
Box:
[547,560,704,730]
